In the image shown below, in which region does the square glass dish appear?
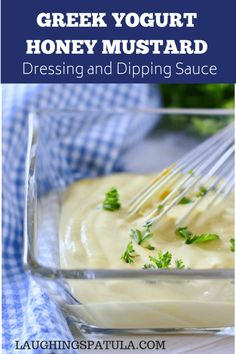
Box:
[24,110,234,336]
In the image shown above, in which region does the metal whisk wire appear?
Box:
[126,123,234,227]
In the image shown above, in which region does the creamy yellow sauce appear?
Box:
[60,173,234,270]
[59,173,234,329]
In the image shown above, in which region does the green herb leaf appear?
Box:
[148,251,172,269]
[130,229,143,244]
[142,223,153,241]
[175,259,185,269]
[196,186,208,197]
[143,263,155,269]
[176,227,220,244]
[230,238,235,252]
[130,223,155,250]
[103,187,121,211]
[143,252,186,270]
[176,227,193,240]
[146,245,156,251]
[121,241,136,264]
[157,204,164,211]
[178,196,193,205]
[189,233,220,244]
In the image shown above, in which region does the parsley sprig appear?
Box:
[143,251,186,269]
[150,251,172,268]
[175,259,185,269]
[178,196,193,205]
[144,251,172,269]
[196,186,208,197]
[103,187,121,211]
[178,184,208,204]
[157,204,164,211]
[130,222,155,250]
[121,241,136,264]
[230,238,235,252]
[176,226,220,244]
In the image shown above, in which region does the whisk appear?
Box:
[126,122,234,227]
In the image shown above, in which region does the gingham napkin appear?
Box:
[2,84,160,354]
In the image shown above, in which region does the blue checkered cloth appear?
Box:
[2,84,160,354]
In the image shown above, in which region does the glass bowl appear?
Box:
[24,110,234,336]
